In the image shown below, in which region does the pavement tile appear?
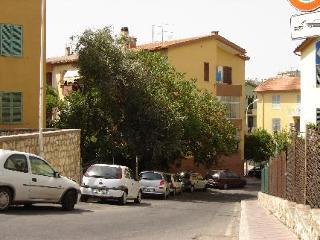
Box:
[239,200,298,240]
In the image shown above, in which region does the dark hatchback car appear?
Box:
[247,167,261,178]
[205,170,246,189]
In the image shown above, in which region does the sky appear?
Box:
[47,0,303,80]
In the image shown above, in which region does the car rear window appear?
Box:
[84,165,122,179]
[140,172,162,180]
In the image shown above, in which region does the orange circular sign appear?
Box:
[288,0,320,11]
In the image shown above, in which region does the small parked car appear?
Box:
[165,173,182,196]
[247,167,261,178]
[81,164,141,205]
[0,149,80,211]
[180,172,207,192]
[139,171,170,199]
[205,169,246,189]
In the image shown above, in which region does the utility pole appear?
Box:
[135,156,139,179]
[38,0,45,157]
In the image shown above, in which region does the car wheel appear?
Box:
[80,195,89,202]
[0,188,12,211]
[134,191,142,204]
[223,184,228,190]
[119,192,127,205]
[190,185,194,193]
[61,191,77,211]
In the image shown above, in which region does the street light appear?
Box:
[245,98,259,132]
[245,98,259,176]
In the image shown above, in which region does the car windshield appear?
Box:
[141,172,162,180]
[85,165,122,179]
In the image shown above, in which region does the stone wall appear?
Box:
[0,129,81,183]
[258,192,320,240]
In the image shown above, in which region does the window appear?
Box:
[218,96,240,119]
[204,62,209,81]
[223,66,232,84]
[272,95,281,109]
[4,154,28,173]
[46,72,53,86]
[0,92,22,123]
[317,108,320,125]
[272,118,281,132]
[0,24,23,57]
[30,156,55,177]
[84,165,122,179]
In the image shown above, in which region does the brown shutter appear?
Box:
[46,72,53,86]
[204,62,209,81]
[223,66,232,84]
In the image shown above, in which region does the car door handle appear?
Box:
[32,178,37,182]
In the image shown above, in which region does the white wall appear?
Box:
[300,37,320,133]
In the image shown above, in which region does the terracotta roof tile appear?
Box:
[47,54,78,65]
[255,76,300,92]
[136,33,248,56]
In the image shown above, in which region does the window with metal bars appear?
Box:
[0,92,23,124]
[0,24,23,57]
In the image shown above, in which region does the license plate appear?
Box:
[145,188,154,192]
[93,189,107,194]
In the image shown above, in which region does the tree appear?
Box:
[46,85,61,127]
[245,129,276,165]
[55,27,238,170]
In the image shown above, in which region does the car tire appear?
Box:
[223,184,228,190]
[80,195,89,202]
[190,185,194,193]
[61,191,77,211]
[134,191,142,204]
[0,187,12,211]
[119,192,127,205]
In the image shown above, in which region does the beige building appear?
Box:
[255,76,300,133]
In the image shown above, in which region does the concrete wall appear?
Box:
[300,38,320,133]
[0,129,81,183]
[259,192,320,240]
[0,0,46,129]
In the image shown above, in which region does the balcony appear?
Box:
[216,84,242,97]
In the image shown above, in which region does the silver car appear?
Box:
[139,171,170,199]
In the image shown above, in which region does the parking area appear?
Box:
[0,180,259,240]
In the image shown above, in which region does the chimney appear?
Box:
[129,37,137,48]
[121,27,129,37]
[65,47,71,56]
[211,31,219,35]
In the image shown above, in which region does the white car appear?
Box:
[80,164,141,205]
[181,172,207,192]
[0,149,80,211]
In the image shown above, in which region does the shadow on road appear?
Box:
[2,205,93,216]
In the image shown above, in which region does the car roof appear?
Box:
[140,170,164,174]
[0,149,42,162]
[90,164,127,169]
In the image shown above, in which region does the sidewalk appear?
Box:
[239,200,298,240]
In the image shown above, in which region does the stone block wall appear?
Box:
[258,192,320,240]
[0,129,81,183]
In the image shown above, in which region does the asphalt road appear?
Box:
[0,179,259,240]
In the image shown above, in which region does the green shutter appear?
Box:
[11,25,22,56]
[0,92,22,123]
[1,24,12,56]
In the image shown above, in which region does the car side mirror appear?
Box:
[54,171,61,178]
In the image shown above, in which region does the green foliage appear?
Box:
[55,27,238,170]
[273,129,290,152]
[245,129,275,165]
[46,85,61,127]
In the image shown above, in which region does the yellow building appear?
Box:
[255,76,301,133]
[137,31,248,175]
[0,0,45,129]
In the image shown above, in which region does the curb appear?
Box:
[239,200,249,240]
